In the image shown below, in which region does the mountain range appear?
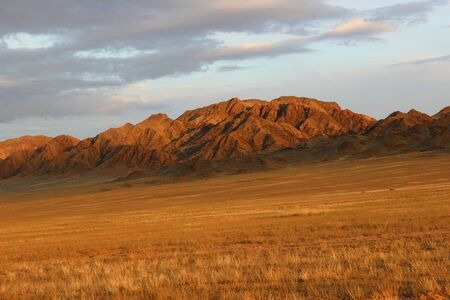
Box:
[1,96,449,180]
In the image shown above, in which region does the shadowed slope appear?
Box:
[0,135,79,178]
[365,108,450,152]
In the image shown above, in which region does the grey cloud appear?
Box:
[0,1,346,40]
[0,84,146,122]
[313,0,449,44]
[1,0,333,122]
[0,0,446,122]
[369,0,449,24]
[391,54,450,66]
[217,65,248,72]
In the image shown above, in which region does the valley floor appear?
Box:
[0,153,449,299]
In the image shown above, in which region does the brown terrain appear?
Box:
[0,96,449,299]
[0,96,448,181]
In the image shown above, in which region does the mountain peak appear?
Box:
[139,113,172,128]
[434,106,450,119]
[407,109,430,118]
[385,109,431,122]
[228,97,242,102]
[142,113,170,122]
[387,111,403,118]
[51,135,79,144]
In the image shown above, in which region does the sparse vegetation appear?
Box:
[0,153,449,299]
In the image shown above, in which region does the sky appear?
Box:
[0,0,449,140]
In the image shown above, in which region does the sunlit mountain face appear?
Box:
[1,96,448,180]
[0,0,449,140]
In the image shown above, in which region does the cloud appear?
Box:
[317,18,395,43]
[391,54,450,66]
[1,32,65,50]
[0,86,142,122]
[0,0,447,122]
[0,0,342,122]
[0,1,346,39]
[370,0,449,24]
[217,65,248,72]
[332,18,394,36]
[313,0,448,44]
[0,77,19,88]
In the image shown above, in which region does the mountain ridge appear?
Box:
[1,96,449,180]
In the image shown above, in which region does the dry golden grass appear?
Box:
[0,153,449,299]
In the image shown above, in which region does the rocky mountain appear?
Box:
[295,106,450,160]
[0,135,80,179]
[0,96,448,180]
[0,135,52,160]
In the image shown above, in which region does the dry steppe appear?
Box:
[0,153,449,299]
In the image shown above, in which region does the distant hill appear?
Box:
[0,96,449,180]
[0,135,52,160]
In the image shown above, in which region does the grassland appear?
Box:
[0,152,449,299]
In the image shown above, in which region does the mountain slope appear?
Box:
[0,97,448,180]
[0,135,52,160]
[294,106,450,160]
[169,97,375,160]
[0,135,79,178]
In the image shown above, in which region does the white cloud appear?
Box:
[1,32,64,50]
[74,47,152,59]
[370,0,450,24]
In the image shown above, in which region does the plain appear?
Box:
[0,152,449,299]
